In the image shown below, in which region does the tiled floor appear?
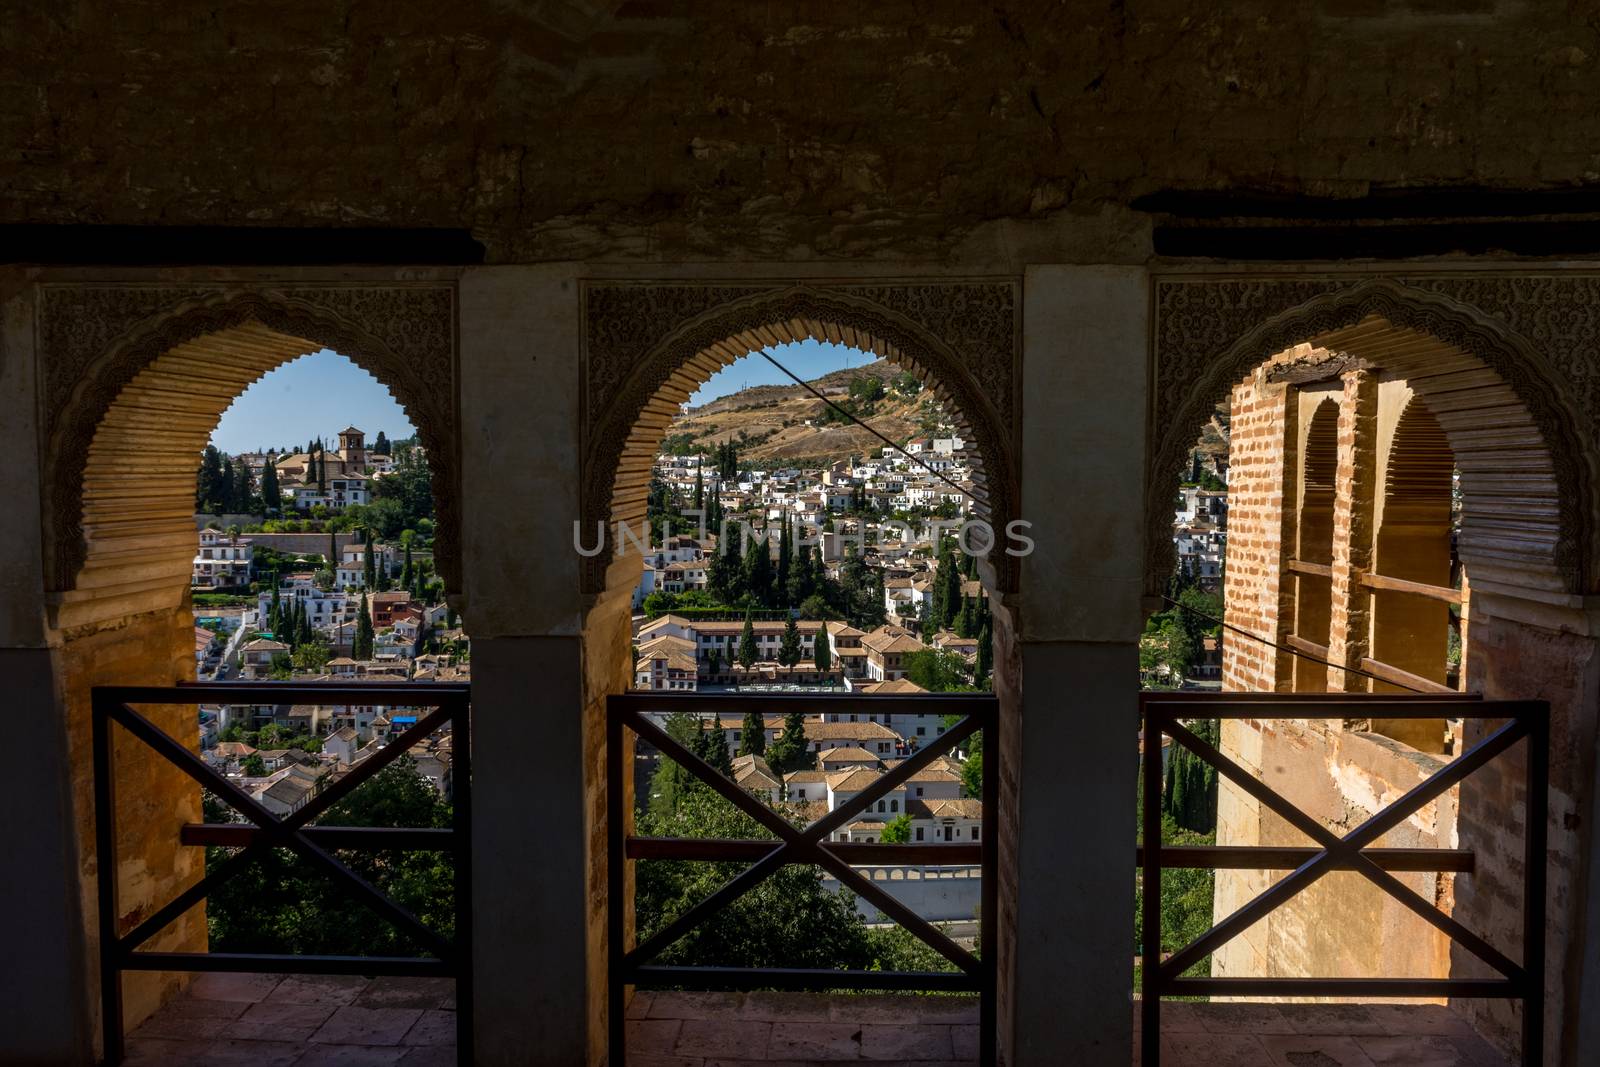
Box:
[127,979,1514,1066]
[123,973,455,1066]
[626,992,1513,1066]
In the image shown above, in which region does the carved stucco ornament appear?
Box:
[39,284,460,593]
[581,280,1022,597]
[1149,275,1598,596]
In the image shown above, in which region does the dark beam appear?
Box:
[0,225,485,265]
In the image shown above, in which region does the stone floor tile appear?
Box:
[1258,1033,1378,1066]
[627,990,657,1019]
[223,999,337,1042]
[309,1006,425,1046]
[737,991,836,1022]
[631,1056,703,1067]
[627,1018,685,1053]
[860,1022,953,1060]
[951,1024,979,1061]
[266,974,373,1007]
[354,977,456,1011]
[130,997,249,1040]
[121,1037,215,1065]
[401,1009,458,1047]
[1282,1004,1387,1036]
[673,1018,772,1058]
[651,991,744,1019]
[397,1048,461,1067]
[767,1020,864,1059]
[292,1046,411,1066]
[1153,1001,1210,1034]
[1360,1004,1475,1037]
[188,972,285,1003]
[1164,1031,1275,1067]
[1356,1036,1491,1067]
[1195,1002,1298,1035]
[177,1038,306,1066]
[828,994,974,1025]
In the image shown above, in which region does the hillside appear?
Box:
[663,359,951,464]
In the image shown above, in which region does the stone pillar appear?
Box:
[1325,369,1379,692]
[1219,367,1297,692]
[457,267,601,1066]
[1005,266,1145,1066]
[0,274,92,1065]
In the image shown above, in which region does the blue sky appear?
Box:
[208,340,876,453]
[687,339,876,407]
[208,349,415,454]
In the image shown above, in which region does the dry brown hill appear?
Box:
[664,359,951,464]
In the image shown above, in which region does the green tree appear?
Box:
[881,813,913,843]
[260,456,281,514]
[362,527,377,589]
[400,541,413,590]
[766,711,815,775]
[196,446,226,512]
[705,646,721,677]
[693,465,704,512]
[813,626,832,673]
[648,713,706,820]
[904,648,973,693]
[354,593,375,659]
[737,610,758,670]
[777,615,802,667]
[775,520,793,606]
[373,430,391,455]
[292,639,331,673]
[742,528,774,606]
[239,753,267,777]
[738,710,766,757]
[635,786,872,972]
[974,616,993,690]
[697,718,733,777]
[786,528,814,605]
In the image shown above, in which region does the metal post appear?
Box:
[607,703,627,1067]
[92,693,124,1066]
[1141,701,1163,1067]
[1521,711,1548,1067]
[980,705,997,1067]
[451,693,474,1063]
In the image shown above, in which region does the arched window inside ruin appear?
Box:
[1290,395,1340,692]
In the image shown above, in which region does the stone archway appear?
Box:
[1148,277,1596,599]
[580,280,1021,600]
[39,284,459,630]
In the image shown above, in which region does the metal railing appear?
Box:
[607,691,996,1066]
[92,681,471,1064]
[1139,691,1548,1066]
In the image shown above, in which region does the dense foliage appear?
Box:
[205,759,454,956]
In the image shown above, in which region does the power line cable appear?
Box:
[754,348,976,505]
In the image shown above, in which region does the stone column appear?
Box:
[0,277,94,1064]
[457,266,601,1066]
[1005,266,1146,1066]
[1325,369,1379,692]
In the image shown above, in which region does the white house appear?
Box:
[192,528,254,589]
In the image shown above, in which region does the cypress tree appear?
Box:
[767,711,814,774]
[316,444,326,493]
[266,578,282,637]
[260,456,280,514]
[218,456,236,513]
[743,527,774,607]
[362,527,376,589]
[778,615,801,667]
[329,532,339,572]
[354,593,374,659]
[401,541,413,590]
[693,466,704,512]
[775,519,792,607]
[196,446,224,512]
[814,624,832,674]
[737,610,758,670]
[739,709,766,757]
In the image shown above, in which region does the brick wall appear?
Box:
[1221,367,1295,693]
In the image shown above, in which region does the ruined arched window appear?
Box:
[1290,395,1340,692]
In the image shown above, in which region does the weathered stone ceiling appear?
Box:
[3,1,1597,261]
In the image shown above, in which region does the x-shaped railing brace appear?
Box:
[620,709,984,976]
[98,697,456,960]
[1150,709,1532,984]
